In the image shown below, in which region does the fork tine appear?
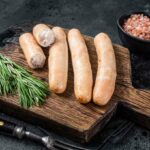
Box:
[97,120,134,150]
[38,126,89,150]
[111,120,132,136]
[54,142,72,150]
[55,140,89,150]
[110,121,134,144]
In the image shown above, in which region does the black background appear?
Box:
[0,0,150,149]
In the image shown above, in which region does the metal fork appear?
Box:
[0,118,88,150]
[0,115,134,150]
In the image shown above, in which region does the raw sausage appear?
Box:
[19,33,46,69]
[68,29,93,103]
[48,27,68,93]
[33,24,55,47]
[93,33,117,106]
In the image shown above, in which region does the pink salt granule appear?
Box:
[123,14,150,40]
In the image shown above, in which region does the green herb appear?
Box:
[0,54,48,108]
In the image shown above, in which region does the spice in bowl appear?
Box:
[123,14,150,41]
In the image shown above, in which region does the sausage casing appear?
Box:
[68,29,93,103]
[19,33,46,69]
[33,24,55,47]
[48,27,68,93]
[93,33,117,105]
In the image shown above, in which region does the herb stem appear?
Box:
[0,54,48,108]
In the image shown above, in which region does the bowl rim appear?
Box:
[117,11,150,43]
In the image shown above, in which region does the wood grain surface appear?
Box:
[0,24,149,143]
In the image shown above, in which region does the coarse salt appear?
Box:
[123,14,150,40]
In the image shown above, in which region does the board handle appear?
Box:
[115,83,150,114]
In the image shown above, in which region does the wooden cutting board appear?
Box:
[0,24,149,143]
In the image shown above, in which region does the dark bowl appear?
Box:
[117,11,150,54]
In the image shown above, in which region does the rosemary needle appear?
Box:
[0,54,49,108]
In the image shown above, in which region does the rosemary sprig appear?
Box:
[0,54,48,108]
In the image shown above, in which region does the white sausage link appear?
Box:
[93,33,117,106]
[68,29,93,103]
[33,24,55,47]
[48,27,68,93]
[19,33,46,69]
